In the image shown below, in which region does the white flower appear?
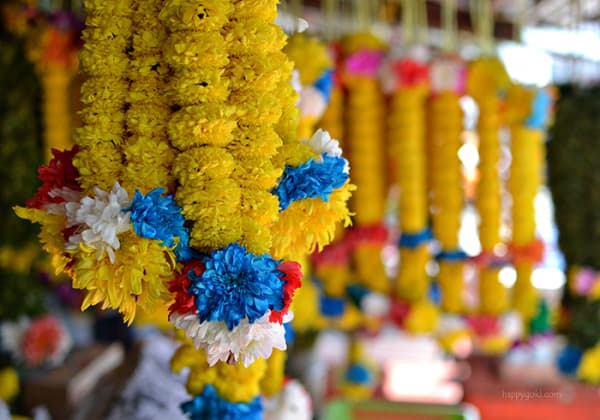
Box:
[378,60,397,95]
[298,85,326,119]
[302,129,350,174]
[500,311,523,342]
[264,378,313,420]
[66,182,131,263]
[361,292,391,318]
[42,187,81,215]
[430,58,464,93]
[170,311,288,367]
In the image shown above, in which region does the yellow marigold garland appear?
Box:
[428,57,466,314]
[467,58,510,316]
[342,32,389,294]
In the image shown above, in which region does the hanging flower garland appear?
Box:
[15,0,354,415]
[318,42,344,144]
[341,32,390,295]
[507,85,553,321]
[467,57,522,352]
[427,56,467,314]
[380,47,431,306]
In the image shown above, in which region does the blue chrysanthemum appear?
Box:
[273,155,349,211]
[181,384,262,420]
[314,69,334,103]
[188,244,285,330]
[128,188,193,261]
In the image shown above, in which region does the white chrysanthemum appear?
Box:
[264,378,312,420]
[42,187,82,215]
[361,292,391,318]
[66,182,131,263]
[302,129,350,174]
[500,311,523,342]
[298,85,326,119]
[170,311,289,367]
[378,60,397,95]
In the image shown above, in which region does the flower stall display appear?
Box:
[14,0,353,416]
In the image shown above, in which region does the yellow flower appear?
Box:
[167,68,230,106]
[171,343,267,403]
[224,20,287,55]
[79,48,129,78]
[71,231,176,325]
[466,58,510,101]
[228,126,283,162]
[0,367,19,403]
[79,77,129,106]
[230,93,282,126]
[174,147,235,185]
[341,32,386,56]
[225,51,290,93]
[159,0,233,32]
[577,344,600,384]
[128,75,167,103]
[83,0,133,15]
[168,104,236,149]
[73,144,123,193]
[284,33,332,85]
[232,0,278,22]
[405,301,440,334]
[163,31,229,70]
[271,181,355,260]
[260,348,285,397]
[240,217,272,255]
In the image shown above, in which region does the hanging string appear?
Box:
[353,0,370,32]
[401,0,416,45]
[513,0,528,43]
[290,0,302,33]
[441,0,458,53]
[322,0,337,41]
[470,0,495,55]
[415,0,428,46]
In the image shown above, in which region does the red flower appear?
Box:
[270,261,303,323]
[21,315,66,367]
[392,59,429,87]
[168,260,205,316]
[26,146,81,209]
[389,298,411,327]
[345,223,388,250]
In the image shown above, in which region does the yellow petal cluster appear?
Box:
[171,343,267,403]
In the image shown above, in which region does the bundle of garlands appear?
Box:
[15,0,354,417]
[548,85,600,384]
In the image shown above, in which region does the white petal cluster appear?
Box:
[361,292,391,318]
[500,311,524,342]
[303,129,349,174]
[170,311,288,367]
[42,187,82,215]
[65,182,131,263]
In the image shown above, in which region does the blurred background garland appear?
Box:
[547,85,600,354]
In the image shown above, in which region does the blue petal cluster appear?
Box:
[181,384,262,420]
[314,69,334,103]
[188,244,284,330]
[274,155,349,211]
[346,363,373,385]
[129,188,192,261]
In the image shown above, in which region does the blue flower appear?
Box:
[129,188,192,261]
[273,155,348,211]
[319,295,346,318]
[188,244,285,330]
[525,89,552,129]
[314,69,334,103]
[346,363,372,385]
[398,227,433,249]
[181,384,262,420]
[557,345,583,375]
